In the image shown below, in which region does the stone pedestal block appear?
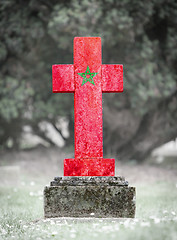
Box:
[44,176,136,218]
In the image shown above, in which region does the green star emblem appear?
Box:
[77,66,98,86]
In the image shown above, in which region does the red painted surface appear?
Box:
[102,65,123,92]
[64,159,115,176]
[52,65,74,93]
[52,37,123,176]
[74,37,103,159]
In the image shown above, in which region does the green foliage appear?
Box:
[0,77,34,121]
[47,0,177,113]
[0,0,176,148]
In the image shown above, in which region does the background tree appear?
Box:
[0,0,176,161]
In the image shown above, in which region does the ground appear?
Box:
[0,147,177,240]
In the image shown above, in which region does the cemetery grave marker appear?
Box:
[44,37,136,218]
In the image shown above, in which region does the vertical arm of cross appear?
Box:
[52,65,75,93]
[102,65,123,92]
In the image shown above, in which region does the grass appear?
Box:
[0,148,177,239]
[0,179,177,240]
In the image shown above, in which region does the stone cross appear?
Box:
[52,37,123,176]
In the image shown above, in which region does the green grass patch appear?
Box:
[0,180,177,240]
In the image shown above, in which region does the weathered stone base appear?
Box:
[44,177,136,218]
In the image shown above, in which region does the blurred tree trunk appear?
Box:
[103,90,177,161]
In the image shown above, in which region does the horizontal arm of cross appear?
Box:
[102,64,123,93]
[52,64,123,93]
[52,65,75,93]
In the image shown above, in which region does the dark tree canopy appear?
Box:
[0,0,177,161]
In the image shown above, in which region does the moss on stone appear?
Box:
[44,176,136,218]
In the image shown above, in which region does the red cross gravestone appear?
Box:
[44,37,135,218]
[53,37,123,176]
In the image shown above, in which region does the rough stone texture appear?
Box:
[51,176,128,186]
[44,176,136,218]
